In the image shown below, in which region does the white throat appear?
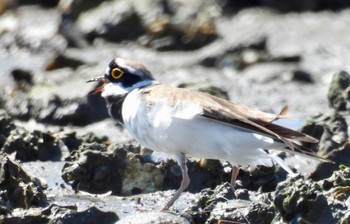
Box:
[101,80,159,98]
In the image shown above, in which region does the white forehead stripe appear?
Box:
[115,58,137,74]
[105,66,110,75]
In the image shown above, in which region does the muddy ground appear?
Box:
[1,0,350,223]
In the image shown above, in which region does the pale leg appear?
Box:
[230,165,239,186]
[162,153,190,210]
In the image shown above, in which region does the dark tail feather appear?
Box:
[288,141,332,163]
[261,122,319,143]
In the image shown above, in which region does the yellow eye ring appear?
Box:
[111,68,124,79]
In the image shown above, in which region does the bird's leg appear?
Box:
[162,153,190,210]
[230,165,239,186]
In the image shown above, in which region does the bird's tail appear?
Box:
[268,141,331,175]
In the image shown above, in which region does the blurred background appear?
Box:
[2,0,350,130]
[1,1,350,223]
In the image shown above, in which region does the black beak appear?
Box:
[86,76,105,83]
[87,76,107,93]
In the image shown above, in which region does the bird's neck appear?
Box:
[104,94,128,125]
[102,80,159,125]
[131,80,159,90]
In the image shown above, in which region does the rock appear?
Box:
[237,165,279,192]
[62,143,121,194]
[327,70,350,111]
[121,150,163,195]
[199,38,269,70]
[301,71,350,180]
[187,182,236,223]
[320,167,350,193]
[235,188,250,200]
[32,93,108,126]
[196,182,235,209]
[4,81,108,126]
[2,207,50,224]
[272,169,350,223]
[137,0,219,50]
[48,206,119,224]
[3,2,350,223]
[57,0,106,48]
[11,68,34,91]
[62,143,164,195]
[0,154,48,210]
[46,54,85,70]
[207,200,275,224]
[58,0,107,19]
[2,204,118,224]
[199,36,303,71]
[4,90,31,120]
[60,131,108,152]
[0,111,106,162]
[143,16,218,51]
[78,1,145,43]
[2,124,61,161]
[59,11,89,48]
[291,70,314,83]
[273,176,331,223]
[0,113,15,149]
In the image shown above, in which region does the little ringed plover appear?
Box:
[87,58,327,210]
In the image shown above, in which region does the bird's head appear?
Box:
[87,58,157,97]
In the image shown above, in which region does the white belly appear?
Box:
[122,89,278,167]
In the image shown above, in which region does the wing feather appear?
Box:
[143,84,320,157]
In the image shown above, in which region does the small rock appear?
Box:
[207,200,274,224]
[139,0,219,50]
[238,165,278,192]
[49,206,118,224]
[2,204,118,224]
[2,126,61,161]
[187,182,235,222]
[0,154,48,209]
[60,131,108,152]
[235,188,250,200]
[301,71,350,180]
[78,1,145,43]
[274,176,330,223]
[327,70,350,111]
[32,93,108,126]
[291,70,314,83]
[62,143,163,195]
[0,113,15,148]
[46,54,85,71]
[11,69,34,91]
[4,90,31,120]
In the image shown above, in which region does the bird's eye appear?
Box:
[111,68,124,80]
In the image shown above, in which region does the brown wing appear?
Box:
[199,93,318,144]
[143,84,318,151]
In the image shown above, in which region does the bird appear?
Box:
[87,57,326,210]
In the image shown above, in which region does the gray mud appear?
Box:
[1,1,350,223]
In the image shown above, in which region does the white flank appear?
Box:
[121,89,295,169]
